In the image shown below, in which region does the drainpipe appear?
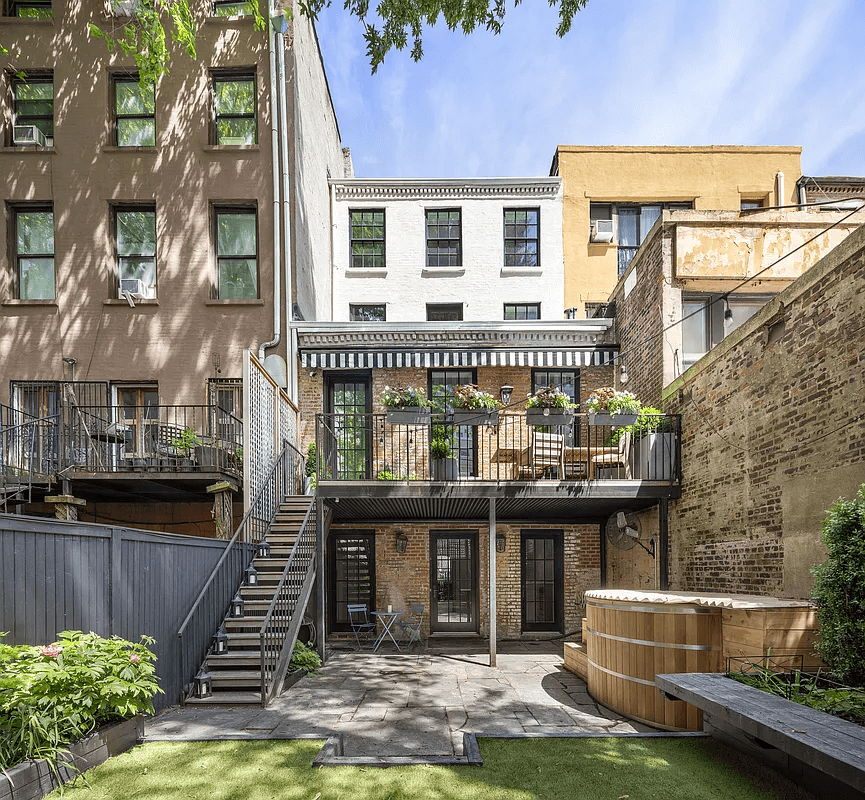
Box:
[796,176,808,210]
[259,5,282,364]
[775,171,785,208]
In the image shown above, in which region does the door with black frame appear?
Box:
[521,530,564,633]
[328,531,375,633]
[430,530,478,633]
[428,369,477,477]
[324,371,372,480]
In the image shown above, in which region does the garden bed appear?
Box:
[0,716,143,800]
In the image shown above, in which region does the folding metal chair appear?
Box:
[393,603,425,650]
[347,604,376,650]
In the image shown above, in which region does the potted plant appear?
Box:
[587,387,641,426]
[304,441,317,494]
[170,427,201,471]
[621,406,677,480]
[450,384,500,426]
[429,424,458,481]
[525,385,575,426]
[381,386,431,425]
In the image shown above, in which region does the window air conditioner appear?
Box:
[13,125,47,147]
[590,219,614,243]
[119,278,146,298]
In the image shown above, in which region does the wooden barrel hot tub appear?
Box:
[582,590,820,732]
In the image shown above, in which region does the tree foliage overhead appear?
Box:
[84,0,587,83]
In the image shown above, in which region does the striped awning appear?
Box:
[300,349,617,370]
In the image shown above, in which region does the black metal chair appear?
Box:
[347,604,376,650]
[393,603,425,650]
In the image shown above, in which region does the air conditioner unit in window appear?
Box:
[119,278,146,298]
[590,219,614,243]
[13,125,47,147]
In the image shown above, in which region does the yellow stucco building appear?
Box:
[550,145,803,315]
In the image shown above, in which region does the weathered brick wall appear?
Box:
[663,226,865,598]
[608,226,669,408]
[330,521,601,639]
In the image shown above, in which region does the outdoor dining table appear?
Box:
[564,445,619,480]
[371,610,402,652]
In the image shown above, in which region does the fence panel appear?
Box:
[0,515,231,711]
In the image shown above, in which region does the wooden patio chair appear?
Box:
[519,432,564,478]
[592,431,632,479]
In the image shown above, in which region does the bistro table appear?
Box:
[564,445,619,480]
[371,610,402,652]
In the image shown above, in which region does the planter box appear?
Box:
[632,432,677,480]
[451,409,499,426]
[282,669,305,691]
[430,457,459,481]
[385,408,431,426]
[0,716,143,800]
[525,408,574,426]
[588,412,638,426]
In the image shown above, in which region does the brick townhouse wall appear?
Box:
[662,225,865,598]
[329,521,600,639]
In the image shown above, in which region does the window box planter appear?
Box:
[451,409,499,426]
[525,408,574,426]
[386,407,431,426]
[0,716,143,800]
[588,412,639,426]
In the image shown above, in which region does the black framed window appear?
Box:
[329,531,376,633]
[324,371,372,480]
[13,73,53,143]
[425,209,461,267]
[426,303,462,321]
[12,204,54,299]
[4,0,51,16]
[681,293,770,369]
[349,210,385,269]
[207,377,243,442]
[616,201,692,277]
[213,0,250,15]
[349,304,386,321]
[504,303,540,320]
[521,530,564,632]
[113,74,155,147]
[114,206,156,298]
[429,369,476,477]
[212,70,256,145]
[532,369,578,406]
[504,208,539,267]
[214,206,258,299]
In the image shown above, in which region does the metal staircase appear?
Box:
[185,496,316,706]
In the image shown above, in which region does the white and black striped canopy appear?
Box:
[300,349,617,370]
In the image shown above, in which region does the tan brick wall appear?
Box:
[663,226,865,598]
[330,521,601,639]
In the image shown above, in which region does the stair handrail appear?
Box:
[259,496,316,706]
[176,441,300,704]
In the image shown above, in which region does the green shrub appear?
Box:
[288,641,321,674]
[0,631,163,774]
[304,441,316,478]
[811,485,865,686]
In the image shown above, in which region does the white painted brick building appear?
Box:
[329,178,564,322]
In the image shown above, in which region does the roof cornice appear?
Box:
[330,177,561,201]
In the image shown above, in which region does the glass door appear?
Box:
[116,385,159,458]
[328,531,375,633]
[430,530,478,633]
[521,531,564,632]
[429,369,477,477]
[324,371,371,480]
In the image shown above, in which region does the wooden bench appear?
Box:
[657,672,865,800]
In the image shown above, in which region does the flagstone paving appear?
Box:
[146,640,653,757]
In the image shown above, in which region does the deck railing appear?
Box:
[315,412,680,485]
[0,404,58,507]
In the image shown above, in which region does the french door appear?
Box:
[521,531,564,633]
[328,531,375,633]
[430,530,478,633]
[324,371,372,480]
[428,369,477,477]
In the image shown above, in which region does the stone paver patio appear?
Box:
[146,640,653,757]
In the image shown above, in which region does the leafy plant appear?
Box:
[381,386,430,409]
[0,631,162,776]
[429,424,455,460]
[526,385,574,410]
[452,384,499,410]
[169,427,201,457]
[305,442,317,478]
[811,485,865,686]
[587,386,641,415]
[376,465,417,480]
[288,641,321,675]
[610,405,670,444]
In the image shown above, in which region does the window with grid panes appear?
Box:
[503,208,539,267]
[13,205,54,299]
[349,210,385,268]
[13,74,53,143]
[5,0,51,16]
[212,70,256,144]
[426,303,462,321]
[215,206,258,298]
[114,206,156,297]
[504,303,540,320]
[425,209,461,267]
[113,74,155,146]
[349,304,386,321]
[213,0,250,15]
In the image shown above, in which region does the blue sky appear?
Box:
[315,0,865,179]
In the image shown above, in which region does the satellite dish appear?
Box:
[605,510,655,557]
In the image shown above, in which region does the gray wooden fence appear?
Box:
[0,513,244,711]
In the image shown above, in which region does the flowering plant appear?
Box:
[381,386,430,409]
[453,384,500,410]
[526,385,574,410]
[587,387,641,415]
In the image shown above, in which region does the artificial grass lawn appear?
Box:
[47,737,805,800]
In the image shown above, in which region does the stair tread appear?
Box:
[186,692,261,705]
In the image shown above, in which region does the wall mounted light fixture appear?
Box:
[395,531,408,553]
[499,385,514,405]
[495,534,506,553]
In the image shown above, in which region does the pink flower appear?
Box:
[40,644,61,658]
[129,654,140,663]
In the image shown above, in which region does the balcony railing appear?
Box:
[315,412,680,485]
[1,404,58,506]
[62,404,243,476]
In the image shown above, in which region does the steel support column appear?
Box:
[659,498,669,590]
[489,497,497,668]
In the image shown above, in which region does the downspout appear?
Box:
[329,179,336,321]
[796,176,808,210]
[259,5,282,363]
[775,171,785,208]
[276,12,293,400]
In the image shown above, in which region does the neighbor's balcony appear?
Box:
[314,412,680,485]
